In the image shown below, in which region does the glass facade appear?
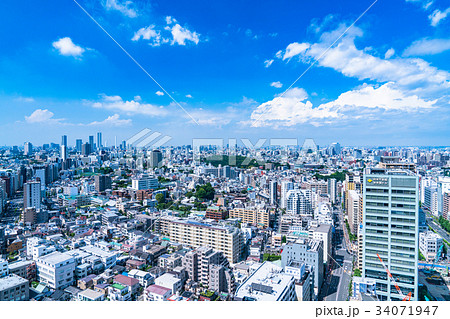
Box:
[362,171,419,301]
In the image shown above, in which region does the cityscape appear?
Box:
[0,136,449,302]
[0,0,450,310]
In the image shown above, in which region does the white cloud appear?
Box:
[104,0,137,18]
[155,91,164,96]
[270,81,283,88]
[276,25,450,97]
[132,25,167,46]
[249,83,436,128]
[264,59,274,68]
[88,114,132,126]
[185,94,193,98]
[93,94,168,117]
[133,20,200,47]
[282,42,310,60]
[404,38,450,56]
[170,24,200,45]
[429,7,450,26]
[52,37,85,58]
[25,109,64,124]
[384,48,395,59]
[406,0,433,10]
[165,16,177,25]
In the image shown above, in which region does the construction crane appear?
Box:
[377,253,412,301]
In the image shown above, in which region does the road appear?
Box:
[321,203,354,301]
[427,213,450,244]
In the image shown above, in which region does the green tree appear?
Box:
[155,193,166,204]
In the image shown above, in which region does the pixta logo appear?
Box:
[126,128,172,148]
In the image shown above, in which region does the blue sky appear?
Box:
[0,0,449,147]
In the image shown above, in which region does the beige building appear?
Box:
[158,216,242,263]
[229,206,269,229]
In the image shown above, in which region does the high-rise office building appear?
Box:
[89,136,94,151]
[24,142,33,156]
[362,169,419,301]
[60,145,67,161]
[61,135,67,147]
[269,180,277,206]
[95,175,112,193]
[97,132,102,150]
[81,143,91,156]
[149,150,163,168]
[76,139,82,153]
[23,181,41,210]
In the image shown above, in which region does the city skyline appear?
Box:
[0,0,449,146]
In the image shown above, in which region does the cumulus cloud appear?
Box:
[52,37,85,58]
[249,84,437,128]
[165,16,177,25]
[92,94,168,117]
[270,81,283,88]
[185,94,193,98]
[104,0,137,18]
[131,25,166,46]
[264,59,274,68]
[170,24,200,45]
[429,7,450,26]
[282,42,310,60]
[25,109,64,124]
[133,19,200,47]
[403,38,450,56]
[276,25,450,97]
[155,91,164,96]
[88,114,132,126]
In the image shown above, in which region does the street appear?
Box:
[320,203,354,301]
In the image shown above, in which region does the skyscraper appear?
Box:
[82,143,91,156]
[24,142,33,156]
[23,181,41,210]
[95,175,112,193]
[60,145,67,161]
[61,135,67,147]
[362,169,419,301]
[269,180,277,206]
[97,132,102,150]
[89,136,94,151]
[76,139,82,153]
[149,150,163,168]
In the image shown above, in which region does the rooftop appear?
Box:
[37,251,74,266]
[235,261,295,301]
[0,274,28,291]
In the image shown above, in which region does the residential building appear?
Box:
[0,274,29,301]
[35,251,76,290]
[419,231,443,262]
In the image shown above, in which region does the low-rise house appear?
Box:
[128,269,154,287]
[145,284,172,301]
[78,288,105,301]
[108,283,131,301]
[155,273,182,294]
[113,274,140,295]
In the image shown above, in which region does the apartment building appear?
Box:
[281,239,323,296]
[0,274,29,301]
[229,205,270,229]
[419,231,443,262]
[158,216,242,263]
[36,251,76,290]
